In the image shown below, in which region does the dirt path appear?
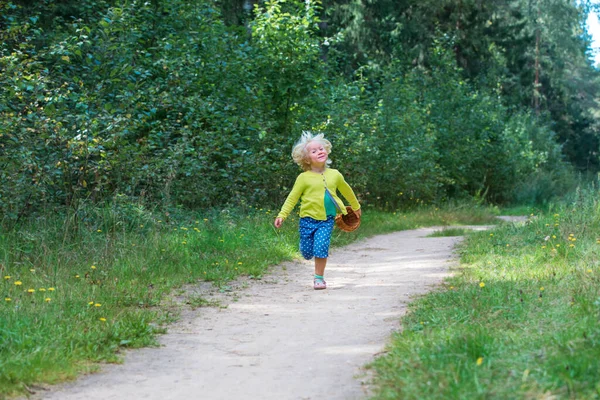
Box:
[34,222,519,400]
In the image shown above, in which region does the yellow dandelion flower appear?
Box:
[479,282,485,288]
[506,244,510,247]
[542,245,547,249]
[554,224,559,227]
[14,281,22,286]
[181,227,188,231]
[556,244,560,247]
[587,269,592,273]
[4,276,11,280]
[88,301,94,305]
[99,317,107,322]
[540,287,544,291]
[140,224,144,228]
[45,298,51,302]
[552,235,556,239]
[27,288,35,293]
[94,303,101,307]
[489,233,494,237]
[182,241,187,245]
[39,288,46,292]
[554,214,559,217]
[476,357,484,366]
[450,286,454,290]
[569,244,575,248]
[203,218,208,222]
[91,265,96,270]
[75,274,80,278]
[97,229,102,233]
[5,297,11,302]
[237,262,243,265]
[30,269,35,272]
[48,287,55,291]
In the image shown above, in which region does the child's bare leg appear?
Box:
[315,257,327,276]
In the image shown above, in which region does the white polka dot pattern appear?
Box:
[298,216,335,259]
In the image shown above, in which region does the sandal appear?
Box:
[313,278,327,290]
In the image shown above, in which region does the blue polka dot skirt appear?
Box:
[299,216,335,260]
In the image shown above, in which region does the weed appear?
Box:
[427,228,471,237]
[185,295,221,310]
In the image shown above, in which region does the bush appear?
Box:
[0,0,578,224]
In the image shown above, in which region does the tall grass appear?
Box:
[0,201,497,398]
[370,187,600,399]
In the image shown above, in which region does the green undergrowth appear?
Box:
[370,190,600,399]
[0,202,496,398]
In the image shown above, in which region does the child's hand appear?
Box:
[354,209,362,219]
[274,217,284,228]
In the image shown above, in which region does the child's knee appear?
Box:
[300,248,314,260]
[313,244,330,259]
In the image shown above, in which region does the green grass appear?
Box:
[370,189,600,399]
[497,204,540,216]
[185,294,223,310]
[427,228,472,237]
[0,201,497,398]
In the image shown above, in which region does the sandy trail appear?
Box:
[34,223,515,400]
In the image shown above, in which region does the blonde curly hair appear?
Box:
[291,131,332,171]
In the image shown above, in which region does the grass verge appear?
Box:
[0,201,496,398]
[370,191,600,399]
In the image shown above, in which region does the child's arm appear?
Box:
[274,176,304,228]
[337,174,361,213]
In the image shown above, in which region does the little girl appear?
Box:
[274,131,361,290]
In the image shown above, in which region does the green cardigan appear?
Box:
[277,168,361,221]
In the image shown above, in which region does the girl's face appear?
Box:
[306,141,328,166]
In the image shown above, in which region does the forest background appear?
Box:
[2,0,600,225]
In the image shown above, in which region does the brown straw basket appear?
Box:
[335,206,361,232]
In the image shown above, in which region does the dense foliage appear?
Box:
[1,0,595,225]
